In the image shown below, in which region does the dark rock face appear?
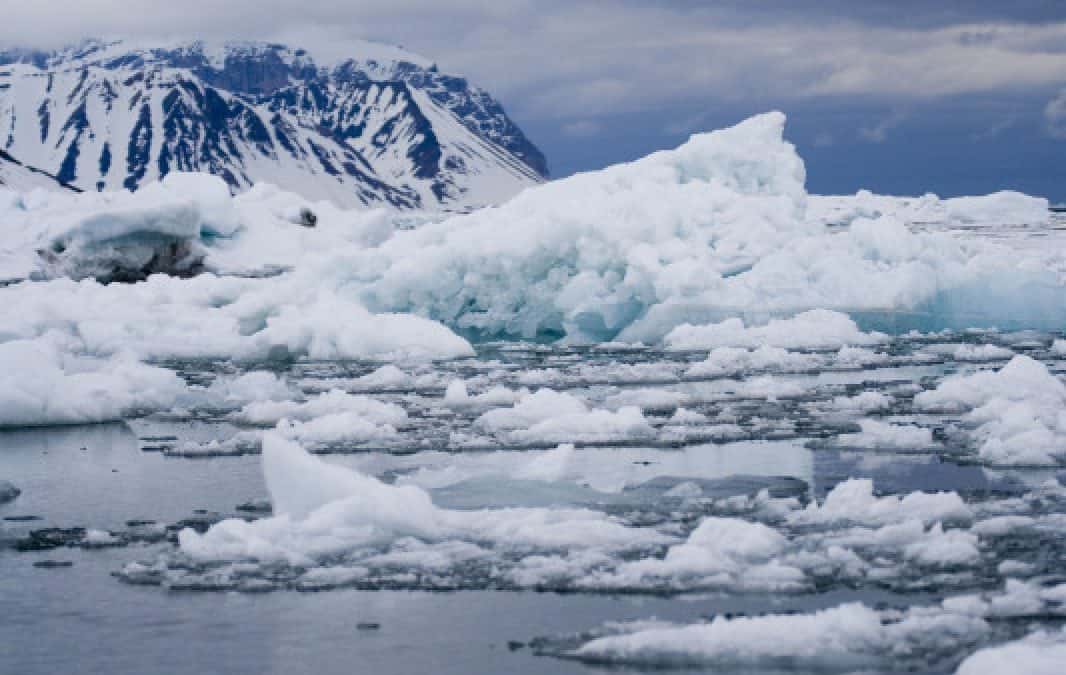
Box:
[0,40,548,209]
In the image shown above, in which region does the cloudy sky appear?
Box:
[2,0,1064,199]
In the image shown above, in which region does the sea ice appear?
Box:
[955,628,1066,675]
[0,338,185,427]
[666,310,885,351]
[915,355,1066,465]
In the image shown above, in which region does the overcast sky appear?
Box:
[2,0,1064,199]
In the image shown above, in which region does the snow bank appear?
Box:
[0,337,185,427]
[915,355,1066,465]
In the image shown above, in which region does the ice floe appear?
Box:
[0,337,185,428]
[915,355,1066,465]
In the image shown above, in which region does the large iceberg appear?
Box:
[346,112,1063,340]
[0,111,1062,376]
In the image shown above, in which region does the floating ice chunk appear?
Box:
[593,516,804,592]
[245,290,475,361]
[514,443,575,482]
[790,478,972,527]
[442,380,522,410]
[667,408,710,425]
[837,419,934,449]
[685,345,820,378]
[237,389,407,427]
[832,346,890,368]
[275,413,400,447]
[0,275,474,363]
[922,343,1014,362]
[663,481,703,498]
[1051,339,1066,356]
[507,406,656,446]
[901,523,980,567]
[915,355,1066,465]
[396,439,814,495]
[178,435,670,566]
[353,365,420,390]
[603,388,686,412]
[831,391,893,412]
[200,371,295,407]
[0,338,185,427]
[563,602,986,669]
[944,191,1051,227]
[475,389,590,432]
[0,172,245,282]
[666,310,885,351]
[956,628,1066,675]
[732,375,812,400]
[916,355,1063,412]
[83,529,121,548]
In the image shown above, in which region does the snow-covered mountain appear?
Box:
[0,39,547,209]
[0,149,79,192]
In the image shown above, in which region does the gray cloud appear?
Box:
[560,120,602,138]
[1046,90,1066,139]
[859,110,909,144]
[1,1,1064,123]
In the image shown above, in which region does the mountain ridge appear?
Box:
[0,39,547,209]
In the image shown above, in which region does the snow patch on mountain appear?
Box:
[0,39,546,210]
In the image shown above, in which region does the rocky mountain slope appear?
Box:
[0,39,547,209]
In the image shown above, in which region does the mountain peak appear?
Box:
[0,38,546,209]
